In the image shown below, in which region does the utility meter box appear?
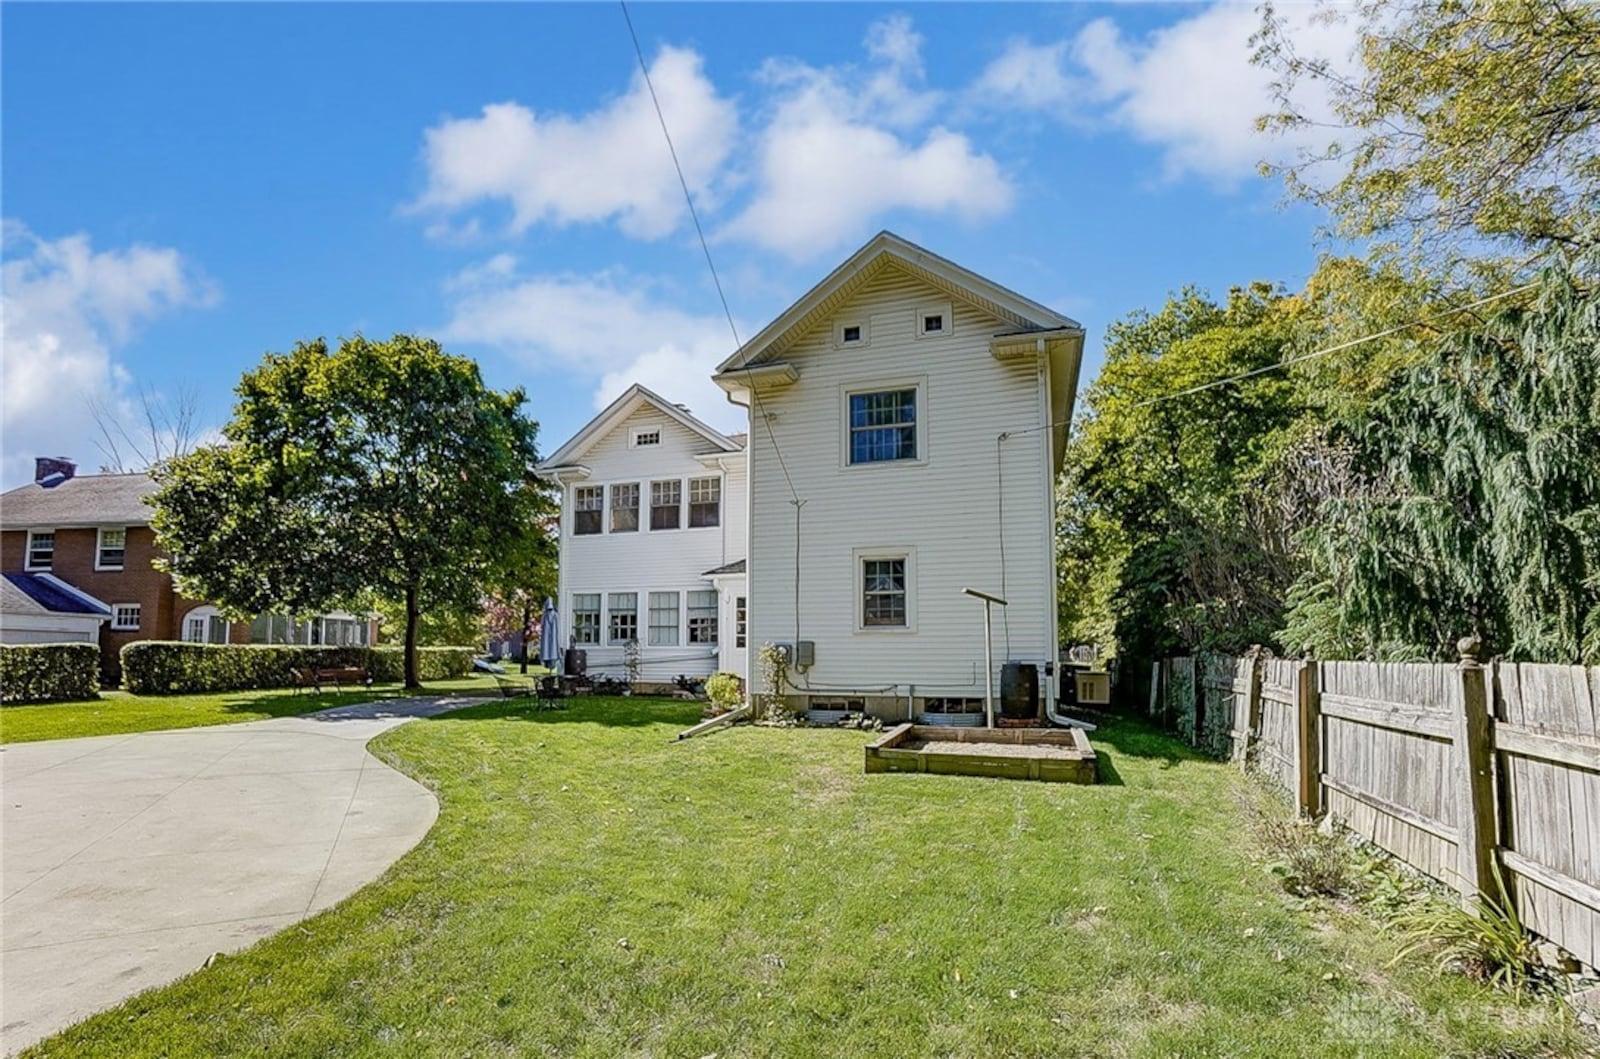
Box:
[795,641,815,667]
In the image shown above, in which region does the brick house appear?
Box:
[0,458,376,682]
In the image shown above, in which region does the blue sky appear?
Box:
[1,2,1357,487]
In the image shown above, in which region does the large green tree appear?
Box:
[152,334,550,687]
[1281,262,1600,662]
[1059,285,1305,660]
[1256,0,1600,267]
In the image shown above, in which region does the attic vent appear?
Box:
[842,325,861,343]
[632,428,662,447]
[922,314,944,334]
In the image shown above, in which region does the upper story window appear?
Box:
[631,427,662,448]
[834,318,869,348]
[689,477,721,528]
[610,483,640,533]
[848,389,917,464]
[25,531,54,571]
[650,480,682,531]
[97,528,127,570]
[917,302,952,338]
[573,486,604,535]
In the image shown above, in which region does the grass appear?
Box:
[0,674,502,744]
[24,702,1591,1058]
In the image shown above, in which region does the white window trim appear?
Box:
[649,478,683,532]
[609,482,641,534]
[916,301,953,339]
[571,484,605,537]
[182,605,230,645]
[111,603,141,631]
[833,317,870,349]
[839,375,929,471]
[25,529,54,571]
[852,547,916,634]
[629,426,663,448]
[688,475,722,529]
[95,527,127,571]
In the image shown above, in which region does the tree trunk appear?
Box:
[404,583,421,689]
[519,600,532,675]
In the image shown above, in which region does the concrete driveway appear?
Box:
[0,696,484,1055]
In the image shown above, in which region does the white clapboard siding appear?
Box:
[747,263,1055,698]
[555,402,747,683]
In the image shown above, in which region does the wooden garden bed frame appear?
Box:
[864,723,1097,784]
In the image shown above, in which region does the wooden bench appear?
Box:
[294,666,373,694]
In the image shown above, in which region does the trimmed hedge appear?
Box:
[1,643,101,705]
[121,642,475,695]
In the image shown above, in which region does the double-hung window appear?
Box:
[650,480,682,531]
[97,528,127,569]
[25,531,54,571]
[688,477,720,528]
[848,389,917,464]
[610,483,640,533]
[862,557,908,627]
[571,593,600,644]
[647,591,680,645]
[573,486,603,535]
[687,590,718,644]
[608,592,638,643]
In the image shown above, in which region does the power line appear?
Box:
[1000,280,1540,443]
[618,0,800,506]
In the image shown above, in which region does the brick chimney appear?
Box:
[34,457,76,488]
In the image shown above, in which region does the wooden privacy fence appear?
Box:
[1150,649,1600,969]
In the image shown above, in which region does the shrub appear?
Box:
[121,642,474,695]
[705,672,745,712]
[1390,864,1549,993]
[0,643,101,704]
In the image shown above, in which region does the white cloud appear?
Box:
[1070,3,1359,185]
[0,222,216,486]
[720,17,1013,260]
[971,39,1080,110]
[412,46,738,240]
[440,258,743,433]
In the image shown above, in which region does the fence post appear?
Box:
[1295,659,1322,818]
[1237,646,1265,770]
[1452,636,1498,907]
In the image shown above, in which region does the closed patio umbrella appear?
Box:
[539,598,560,670]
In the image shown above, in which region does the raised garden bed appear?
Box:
[864,723,1097,784]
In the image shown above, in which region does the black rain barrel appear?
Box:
[564,648,587,676]
[1000,662,1039,719]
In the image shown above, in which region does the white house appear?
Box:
[711,231,1084,719]
[536,385,749,686]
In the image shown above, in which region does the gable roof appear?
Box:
[0,473,159,529]
[2,572,112,617]
[714,230,1083,373]
[537,384,744,472]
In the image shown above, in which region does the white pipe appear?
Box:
[1044,666,1097,731]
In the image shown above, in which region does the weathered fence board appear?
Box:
[1496,662,1600,969]
[1153,652,1600,970]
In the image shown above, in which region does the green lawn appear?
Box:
[24,700,1589,1058]
[0,674,507,744]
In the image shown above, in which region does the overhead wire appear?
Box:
[619,1,809,660]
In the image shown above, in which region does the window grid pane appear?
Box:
[99,528,127,567]
[848,390,917,464]
[650,480,682,531]
[572,593,601,645]
[574,486,603,535]
[688,477,721,528]
[862,558,907,627]
[608,592,638,643]
[648,591,680,645]
[610,484,639,533]
[27,532,54,569]
[735,596,747,648]
[687,590,718,644]
[112,604,141,630]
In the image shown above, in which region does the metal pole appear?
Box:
[983,599,995,728]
